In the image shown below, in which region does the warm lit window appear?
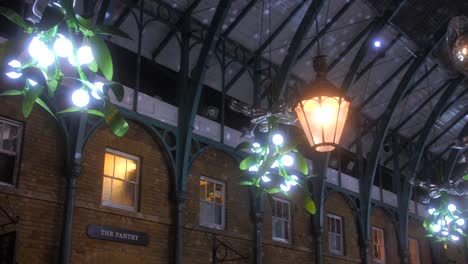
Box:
[102,149,139,210]
[0,118,22,186]
[199,176,225,229]
[409,238,420,264]
[272,197,290,242]
[328,214,344,255]
[372,227,385,263]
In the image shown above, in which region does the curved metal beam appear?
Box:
[397,75,463,263]
[275,0,328,100]
[222,0,256,37]
[224,0,308,92]
[358,30,444,263]
[354,33,402,84]
[151,0,203,60]
[296,0,356,61]
[358,55,414,109]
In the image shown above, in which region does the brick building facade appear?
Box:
[0,95,466,264]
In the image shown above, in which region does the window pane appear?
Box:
[275,201,282,218]
[102,177,112,201]
[336,220,341,234]
[214,184,223,204]
[123,182,135,207]
[114,156,126,179]
[284,220,289,240]
[214,204,222,225]
[205,181,214,202]
[126,159,137,182]
[111,179,124,204]
[104,153,115,176]
[273,218,282,238]
[283,203,289,220]
[199,180,207,200]
[199,201,213,225]
[0,153,15,184]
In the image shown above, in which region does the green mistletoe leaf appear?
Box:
[104,100,128,137]
[304,195,317,214]
[37,3,66,31]
[90,36,113,81]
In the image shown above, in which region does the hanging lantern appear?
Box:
[295,56,350,152]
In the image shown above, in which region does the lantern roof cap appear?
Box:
[298,55,349,101]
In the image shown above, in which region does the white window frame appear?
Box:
[372,227,385,263]
[408,238,420,264]
[271,197,291,243]
[101,148,140,211]
[327,214,344,255]
[0,117,23,187]
[199,176,225,229]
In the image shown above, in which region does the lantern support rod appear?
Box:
[224,0,308,93]
[151,0,203,60]
[354,33,402,84]
[296,0,355,62]
[275,0,327,101]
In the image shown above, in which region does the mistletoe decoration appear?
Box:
[0,1,130,137]
[423,192,466,246]
[236,116,316,214]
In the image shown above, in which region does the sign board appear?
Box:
[87,224,149,246]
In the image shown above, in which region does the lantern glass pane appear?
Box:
[295,96,350,152]
[335,99,350,147]
[321,97,340,145]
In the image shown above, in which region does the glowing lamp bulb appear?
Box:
[8,60,21,68]
[428,208,436,215]
[91,82,105,100]
[288,175,299,186]
[271,160,279,169]
[281,154,294,167]
[261,175,271,183]
[456,218,465,226]
[53,34,73,58]
[441,231,449,236]
[28,37,54,67]
[451,235,459,241]
[432,224,441,232]
[251,142,262,153]
[77,46,94,65]
[6,72,22,79]
[280,182,291,192]
[462,47,467,55]
[272,133,284,145]
[374,40,381,47]
[448,204,456,212]
[248,165,258,172]
[72,89,90,107]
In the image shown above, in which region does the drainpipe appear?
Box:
[59,162,81,263]
[59,113,87,264]
[360,239,370,264]
[175,191,186,264]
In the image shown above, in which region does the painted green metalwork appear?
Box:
[398,75,463,263]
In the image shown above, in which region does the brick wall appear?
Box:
[0,97,464,264]
[323,192,361,264]
[370,207,400,264]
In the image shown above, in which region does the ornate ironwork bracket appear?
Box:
[211,234,249,263]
